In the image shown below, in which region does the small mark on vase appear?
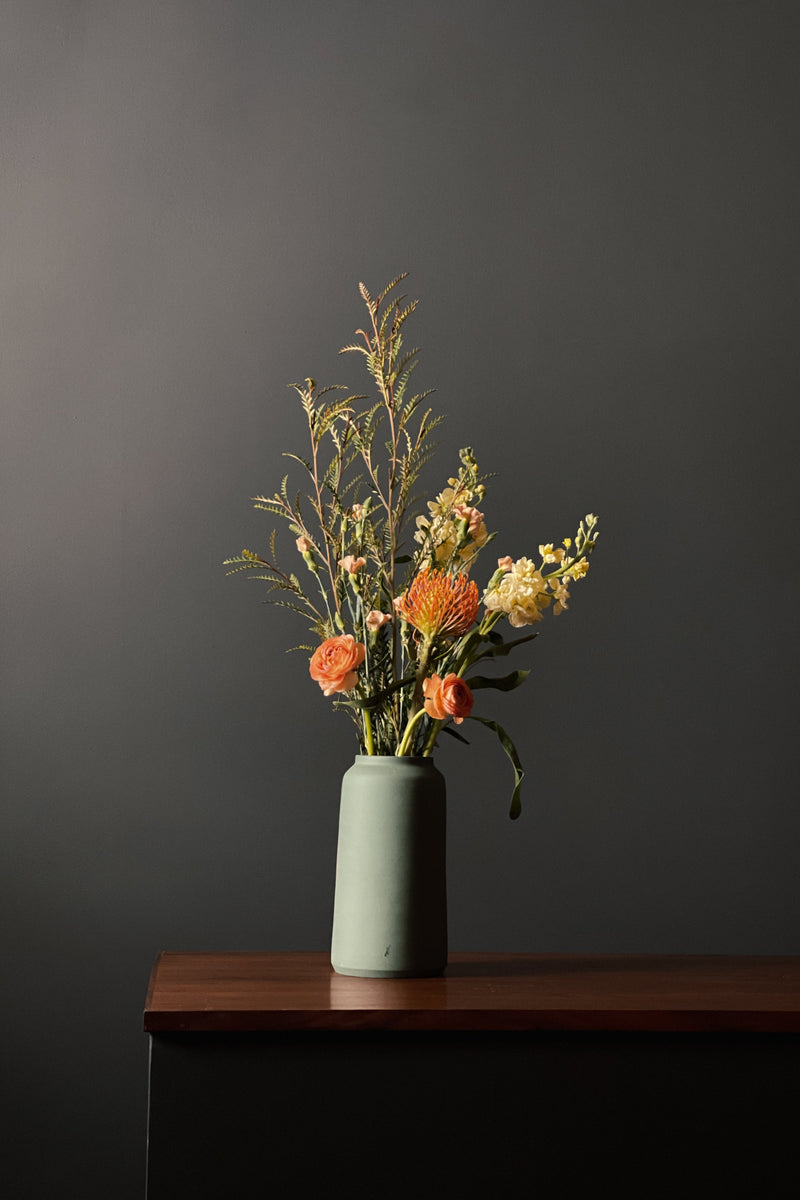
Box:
[384,946,390,957]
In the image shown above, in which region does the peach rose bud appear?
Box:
[454,504,484,536]
[365,610,391,633]
[296,535,313,553]
[497,556,513,571]
[338,555,366,573]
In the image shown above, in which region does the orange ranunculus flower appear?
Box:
[309,635,366,696]
[422,673,474,725]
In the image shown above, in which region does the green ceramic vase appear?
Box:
[331,755,447,978]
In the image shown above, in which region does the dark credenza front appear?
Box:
[144,952,800,1197]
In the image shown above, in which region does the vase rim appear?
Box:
[353,754,435,766]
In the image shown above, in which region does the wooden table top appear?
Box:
[144,952,800,1033]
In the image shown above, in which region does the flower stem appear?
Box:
[408,638,433,720]
[395,707,427,757]
[422,719,442,757]
[362,704,375,756]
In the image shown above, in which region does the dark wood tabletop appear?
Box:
[143,951,800,1034]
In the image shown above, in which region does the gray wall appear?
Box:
[3,1,799,1194]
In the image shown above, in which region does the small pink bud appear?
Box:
[338,555,367,573]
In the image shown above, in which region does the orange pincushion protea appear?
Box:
[394,568,479,640]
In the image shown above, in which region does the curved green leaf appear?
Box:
[467,716,525,819]
[441,725,470,745]
[471,631,538,663]
[465,669,530,693]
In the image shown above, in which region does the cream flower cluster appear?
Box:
[414,483,488,565]
[483,526,594,626]
[484,557,554,626]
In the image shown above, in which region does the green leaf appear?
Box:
[467,716,525,820]
[261,598,312,618]
[472,631,538,663]
[441,725,471,745]
[465,669,530,693]
[252,499,287,517]
[336,674,417,710]
[282,451,313,473]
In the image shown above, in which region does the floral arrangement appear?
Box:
[225,276,599,817]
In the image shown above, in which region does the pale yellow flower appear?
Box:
[551,579,570,615]
[426,484,473,519]
[484,557,552,627]
[414,514,458,563]
[416,497,487,565]
[565,557,589,580]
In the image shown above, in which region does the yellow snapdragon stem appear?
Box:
[362,704,375,756]
[395,707,427,757]
[422,719,442,757]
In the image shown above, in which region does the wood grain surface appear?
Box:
[143,951,800,1033]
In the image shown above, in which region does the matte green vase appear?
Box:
[331,755,447,978]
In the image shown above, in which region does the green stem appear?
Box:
[408,638,433,719]
[422,719,442,757]
[362,704,375,756]
[395,707,427,757]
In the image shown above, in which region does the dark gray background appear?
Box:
[2,1,798,1194]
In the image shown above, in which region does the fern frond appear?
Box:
[283,451,313,474]
[401,388,436,423]
[379,294,407,338]
[339,473,364,499]
[393,299,418,333]
[224,560,266,575]
[252,497,288,518]
[244,574,295,589]
[375,273,409,308]
[262,598,315,618]
[391,349,420,382]
[316,396,358,439]
[315,383,349,400]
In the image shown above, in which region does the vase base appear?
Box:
[331,963,446,979]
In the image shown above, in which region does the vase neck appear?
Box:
[353,754,434,766]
